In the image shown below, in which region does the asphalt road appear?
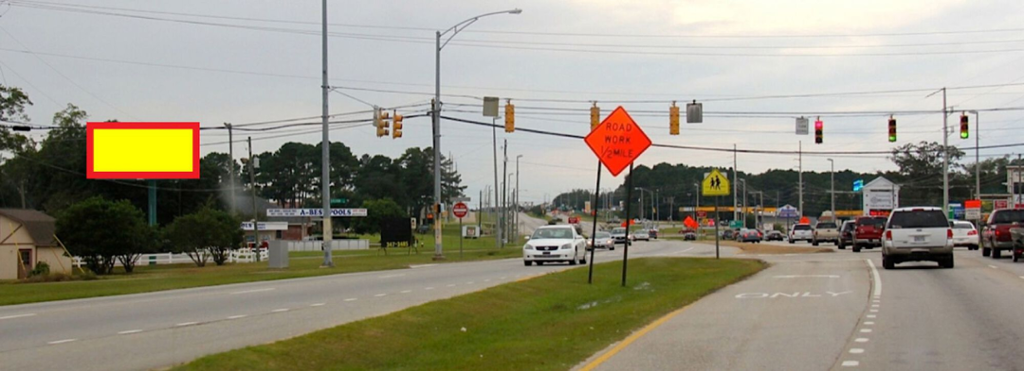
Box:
[0,234,700,371]
[580,244,1024,371]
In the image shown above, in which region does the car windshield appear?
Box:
[816,222,837,229]
[596,232,611,238]
[841,222,855,231]
[953,221,974,229]
[611,228,625,234]
[532,228,574,239]
[794,225,811,230]
[992,210,1024,224]
[887,210,948,229]
[858,217,886,226]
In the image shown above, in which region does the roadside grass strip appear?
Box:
[0,225,519,306]
[177,258,764,371]
[698,240,834,255]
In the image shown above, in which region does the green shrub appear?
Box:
[29,261,50,277]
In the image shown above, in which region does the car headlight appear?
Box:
[524,245,534,250]
[561,243,572,250]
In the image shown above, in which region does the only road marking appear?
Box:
[230,287,275,295]
[118,329,143,335]
[0,313,35,320]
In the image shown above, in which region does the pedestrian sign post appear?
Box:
[702,169,730,260]
[584,106,652,286]
[702,169,731,197]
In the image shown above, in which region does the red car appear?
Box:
[852,216,887,253]
[982,209,1024,259]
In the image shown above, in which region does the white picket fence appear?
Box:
[70,240,368,267]
[288,239,369,252]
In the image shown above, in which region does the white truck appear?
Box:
[812,221,840,246]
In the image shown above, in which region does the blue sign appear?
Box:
[266,208,368,217]
[853,179,864,192]
[778,205,799,218]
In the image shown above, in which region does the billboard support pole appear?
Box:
[148,180,157,226]
[588,160,601,284]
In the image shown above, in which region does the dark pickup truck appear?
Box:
[985,209,1024,259]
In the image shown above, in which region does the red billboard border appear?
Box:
[86,122,201,179]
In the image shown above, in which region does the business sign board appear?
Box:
[778,205,799,218]
[865,190,895,210]
[240,221,288,231]
[267,208,368,217]
[87,122,200,179]
[380,217,414,249]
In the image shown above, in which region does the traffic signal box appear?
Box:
[960,113,969,139]
[504,101,515,133]
[392,110,403,139]
[669,102,680,135]
[888,116,897,142]
[814,117,823,144]
[590,103,600,131]
[375,108,390,137]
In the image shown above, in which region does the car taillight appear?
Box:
[968,230,977,236]
[885,230,892,240]
[996,229,1003,237]
[947,229,953,239]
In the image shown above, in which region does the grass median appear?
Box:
[178,257,764,371]
[0,224,520,306]
[697,239,834,254]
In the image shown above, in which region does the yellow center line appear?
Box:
[579,302,695,371]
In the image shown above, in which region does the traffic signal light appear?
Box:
[392,110,403,139]
[814,117,823,144]
[375,108,390,137]
[960,113,969,139]
[888,115,897,142]
[669,101,680,135]
[590,103,600,131]
[504,101,515,133]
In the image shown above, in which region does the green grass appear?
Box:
[0,224,520,306]
[178,257,764,371]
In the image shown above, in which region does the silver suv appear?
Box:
[882,207,954,269]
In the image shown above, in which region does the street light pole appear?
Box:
[319,0,333,267]
[828,158,835,214]
[433,8,522,260]
[516,154,522,240]
[968,111,980,199]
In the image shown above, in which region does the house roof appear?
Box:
[0,209,57,247]
[864,176,898,189]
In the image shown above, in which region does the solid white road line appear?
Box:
[310,303,326,307]
[0,313,36,320]
[117,330,143,335]
[773,275,840,279]
[378,274,405,279]
[175,322,198,327]
[271,308,289,313]
[230,288,275,295]
[842,361,859,367]
[866,259,882,298]
[344,298,358,302]
[227,315,247,320]
[48,339,77,345]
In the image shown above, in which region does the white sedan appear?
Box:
[523,225,588,266]
[951,220,979,250]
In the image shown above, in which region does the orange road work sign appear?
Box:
[87,122,200,179]
[584,106,652,177]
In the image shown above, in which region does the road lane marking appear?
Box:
[484,279,491,282]
[374,293,387,297]
[864,321,874,325]
[409,264,436,269]
[175,322,198,327]
[378,274,406,279]
[0,313,36,320]
[871,304,879,308]
[773,275,840,279]
[501,276,508,279]
[425,287,435,290]
[860,329,873,333]
[227,315,247,320]
[271,308,289,313]
[1020,276,1024,280]
[344,298,357,302]
[230,287,275,295]
[850,348,865,354]
[48,339,77,345]
[579,302,696,371]
[400,290,412,294]
[310,303,326,307]
[866,259,882,298]
[117,329,143,335]
[735,291,851,299]
[870,309,878,313]
[855,338,869,343]
[466,281,475,284]
[446,284,456,287]
[989,265,998,269]
[867,315,876,318]
[841,361,859,367]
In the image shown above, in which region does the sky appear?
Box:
[1,0,1023,207]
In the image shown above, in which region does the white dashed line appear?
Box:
[175,322,198,327]
[230,288,275,295]
[227,315,247,320]
[850,348,865,354]
[864,321,875,325]
[48,339,77,345]
[842,360,859,367]
[501,276,508,279]
[1020,276,1024,280]
[484,279,491,282]
[855,338,869,343]
[310,303,325,307]
[446,284,456,287]
[870,309,878,313]
[425,287,435,290]
[989,265,998,269]
[117,329,143,335]
[344,298,358,302]
[374,293,387,297]
[860,328,873,333]
[271,308,289,313]
[872,300,880,303]
[400,290,412,294]
[466,281,475,284]
[867,315,877,319]
[871,304,879,308]
[0,313,36,320]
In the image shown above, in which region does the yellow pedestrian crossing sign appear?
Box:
[702,169,730,196]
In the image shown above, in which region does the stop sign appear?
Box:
[453,202,468,218]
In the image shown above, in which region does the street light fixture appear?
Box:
[432,9,522,260]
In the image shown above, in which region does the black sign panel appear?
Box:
[380,217,413,248]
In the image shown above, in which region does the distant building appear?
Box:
[862,177,901,217]
[0,209,72,280]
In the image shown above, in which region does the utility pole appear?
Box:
[491,116,501,249]
[248,137,259,261]
[225,123,235,213]
[516,154,522,241]
[828,158,835,214]
[733,144,738,221]
[799,141,804,217]
[319,0,333,267]
[694,183,700,223]
[975,111,980,199]
[479,189,483,230]
[741,179,747,228]
[943,87,949,216]
[655,189,660,221]
[501,140,507,246]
